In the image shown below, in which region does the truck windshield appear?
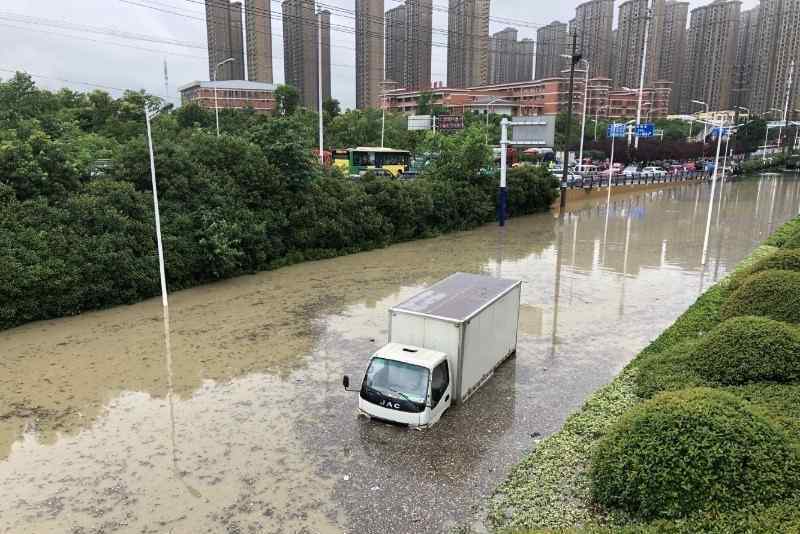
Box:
[361,357,429,412]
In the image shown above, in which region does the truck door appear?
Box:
[429,360,451,424]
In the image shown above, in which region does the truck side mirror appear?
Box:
[342,375,350,389]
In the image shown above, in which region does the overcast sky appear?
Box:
[0,0,758,109]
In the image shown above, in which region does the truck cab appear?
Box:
[356,343,452,428]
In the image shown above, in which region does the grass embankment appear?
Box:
[488,215,800,533]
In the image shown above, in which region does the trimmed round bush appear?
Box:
[634,341,704,398]
[721,270,800,324]
[689,316,800,385]
[784,230,800,250]
[729,249,800,290]
[591,388,800,520]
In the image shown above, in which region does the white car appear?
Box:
[622,166,640,177]
[641,166,667,177]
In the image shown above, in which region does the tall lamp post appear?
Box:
[782,60,795,156]
[559,32,580,209]
[577,59,590,169]
[379,79,399,148]
[594,105,607,141]
[317,12,324,165]
[144,103,169,309]
[634,0,654,150]
[213,57,236,137]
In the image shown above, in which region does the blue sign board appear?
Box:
[711,127,730,139]
[636,123,655,137]
[607,123,627,138]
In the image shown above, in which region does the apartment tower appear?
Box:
[573,0,614,78]
[356,0,384,109]
[733,6,759,110]
[206,0,245,80]
[385,5,406,86]
[657,0,689,112]
[750,0,800,114]
[282,0,331,108]
[404,0,433,90]
[535,21,568,79]
[245,0,273,83]
[681,0,741,112]
[447,0,490,88]
[614,0,665,89]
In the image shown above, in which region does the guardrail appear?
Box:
[559,170,712,189]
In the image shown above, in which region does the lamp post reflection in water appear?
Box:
[619,214,632,318]
[550,214,566,358]
[162,308,201,499]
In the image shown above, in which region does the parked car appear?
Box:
[642,166,667,177]
[575,164,599,174]
[622,166,640,177]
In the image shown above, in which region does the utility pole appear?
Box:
[783,59,795,157]
[578,59,590,170]
[561,31,579,209]
[144,104,168,309]
[163,59,169,103]
[634,0,653,150]
[317,13,324,166]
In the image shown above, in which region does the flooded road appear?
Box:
[2,175,799,534]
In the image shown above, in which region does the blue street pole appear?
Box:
[499,118,509,226]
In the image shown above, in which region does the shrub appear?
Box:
[766,217,800,248]
[721,270,800,324]
[591,388,800,520]
[784,230,800,250]
[728,249,800,290]
[634,341,704,398]
[689,316,800,385]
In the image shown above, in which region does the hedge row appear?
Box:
[588,217,800,525]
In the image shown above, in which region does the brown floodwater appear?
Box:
[2,175,799,534]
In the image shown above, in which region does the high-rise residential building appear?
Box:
[681,0,740,113]
[656,0,689,112]
[447,0,490,88]
[733,6,758,110]
[536,21,568,79]
[614,0,665,90]
[488,28,534,84]
[385,5,407,85]
[356,0,384,109]
[206,0,245,80]
[245,0,273,83]
[516,39,535,81]
[750,0,800,115]
[488,27,518,84]
[573,0,614,78]
[282,0,331,108]
[404,0,433,90]
[229,2,246,79]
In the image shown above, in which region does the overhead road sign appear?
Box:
[607,123,627,138]
[509,116,555,147]
[636,123,655,138]
[408,115,432,131]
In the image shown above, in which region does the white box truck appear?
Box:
[342,272,521,428]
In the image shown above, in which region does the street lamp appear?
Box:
[213,57,236,137]
[144,103,169,309]
[692,99,709,141]
[594,104,607,141]
[633,0,654,150]
[379,79,400,148]
[577,59,590,170]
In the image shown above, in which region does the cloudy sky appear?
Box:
[0,0,758,109]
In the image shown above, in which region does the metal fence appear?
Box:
[559,171,712,190]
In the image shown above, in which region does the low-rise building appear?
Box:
[179,80,277,113]
[384,78,671,119]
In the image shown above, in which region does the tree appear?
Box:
[274,84,300,116]
[322,98,341,118]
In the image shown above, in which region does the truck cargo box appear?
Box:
[388,272,521,404]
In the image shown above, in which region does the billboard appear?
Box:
[509,116,556,147]
[437,115,464,130]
